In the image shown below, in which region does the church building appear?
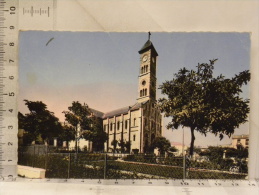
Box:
[102,35,162,153]
[72,34,162,153]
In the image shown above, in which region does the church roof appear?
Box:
[138,40,158,56]
[89,108,104,118]
[129,102,142,111]
[102,101,148,119]
[102,106,130,119]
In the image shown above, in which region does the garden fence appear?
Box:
[18,146,248,179]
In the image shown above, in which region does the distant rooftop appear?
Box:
[171,142,186,146]
[232,134,249,139]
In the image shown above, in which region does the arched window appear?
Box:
[140,90,142,97]
[134,118,136,126]
[125,120,128,129]
[146,65,148,72]
[110,123,113,131]
[145,88,147,96]
[117,121,120,130]
[133,135,136,141]
[141,67,143,74]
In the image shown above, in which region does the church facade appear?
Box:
[102,37,162,153]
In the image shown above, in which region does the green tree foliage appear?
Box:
[19,100,62,145]
[63,101,107,152]
[125,141,131,153]
[236,144,248,159]
[200,145,248,164]
[18,112,26,129]
[111,140,118,152]
[159,59,250,156]
[200,146,224,164]
[18,112,35,145]
[152,136,171,155]
[63,101,92,151]
[168,146,178,153]
[186,146,202,155]
[226,144,248,159]
[63,101,91,130]
[82,116,108,152]
[117,140,131,153]
[118,140,126,153]
[58,124,75,149]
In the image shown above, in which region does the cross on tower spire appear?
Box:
[148,32,151,40]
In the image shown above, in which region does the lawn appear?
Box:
[18,152,247,179]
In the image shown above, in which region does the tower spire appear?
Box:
[137,34,158,103]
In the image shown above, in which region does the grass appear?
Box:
[18,153,247,179]
[103,161,247,179]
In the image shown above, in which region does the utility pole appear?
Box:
[182,128,186,179]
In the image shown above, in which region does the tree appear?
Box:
[186,146,202,156]
[168,146,178,153]
[118,140,126,153]
[18,112,34,146]
[159,60,250,156]
[18,112,26,129]
[63,101,92,152]
[200,146,224,164]
[111,140,118,152]
[82,116,107,152]
[58,124,75,149]
[125,141,131,153]
[117,140,131,153]
[235,144,248,159]
[200,145,248,162]
[152,136,171,155]
[19,100,62,145]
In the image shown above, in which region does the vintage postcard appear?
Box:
[18,31,250,180]
[0,0,258,195]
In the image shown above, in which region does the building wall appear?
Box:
[231,134,249,149]
[69,139,92,152]
[130,109,142,151]
[142,102,162,151]
[103,109,142,153]
[103,101,162,153]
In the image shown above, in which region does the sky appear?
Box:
[18,31,250,148]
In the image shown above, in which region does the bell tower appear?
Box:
[137,32,158,103]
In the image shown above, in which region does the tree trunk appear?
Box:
[66,141,69,150]
[75,126,78,152]
[189,127,195,157]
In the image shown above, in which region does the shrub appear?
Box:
[220,159,234,171]
[132,149,139,154]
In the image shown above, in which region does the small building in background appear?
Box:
[171,142,188,156]
[231,134,249,149]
